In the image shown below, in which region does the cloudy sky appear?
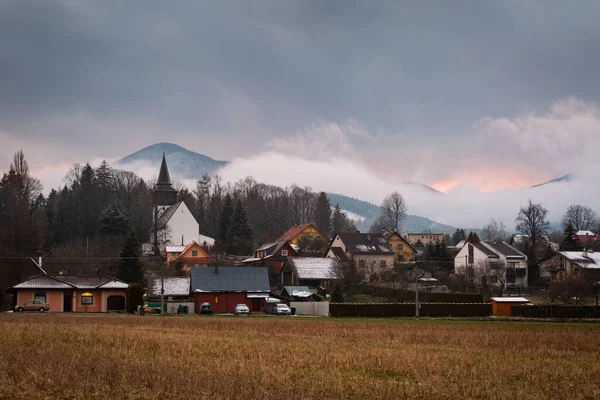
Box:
[1,0,600,226]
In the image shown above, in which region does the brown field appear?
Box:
[1,314,599,400]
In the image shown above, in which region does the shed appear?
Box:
[487,297,531,316]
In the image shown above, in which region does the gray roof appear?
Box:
[287,257,337,280]
[484,241,526,258]
[472,243,499,258]
[10,274,128,290]
[329,247,349,261]
[147,276,190,297]
[156,202,182,229]
[191,267,270,292]
[337,233,394,255]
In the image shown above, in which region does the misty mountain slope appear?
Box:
[531,174,572,188]
[327,193,457,234]
[117,142,228,179]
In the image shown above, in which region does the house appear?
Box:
[146,276,192,314]
[487,297,531,316]
[277,224,328,252]
[281,257,337,288]
[191,267,270,313]
[577,231,598,247]
[384,231,416,262]
[8,274,128,312]
[241,241,298,285]
[151,153,215,247]
[165,241,211,272]
[454,241,528,288]
[280,286,322,302]
[541,250,600,280]
[326,232,395,269]
[402,232,445,246]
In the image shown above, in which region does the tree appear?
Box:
[378,192,407,232]
[331,203,356,236]
[561,205,599,232]
[548,277,588,305]
[126,283,144,313]
[314,192,332,237]
[217,194,234,245]
[332,260,365,297]
[117,230,144,284]
[331,285,344,303]
[466,231,481,244]
[451,229,466,245]
[515,200,550,262]
[481,219,506,242]
[476,260,507,296]
[560,223,583,251]
[228,199,253,255]
[99,204,130,236]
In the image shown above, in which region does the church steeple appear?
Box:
[153,152,177,207]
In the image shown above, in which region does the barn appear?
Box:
[191,267,270,314]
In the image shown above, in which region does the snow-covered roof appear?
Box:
[287,257,337,280]
[577,231,596,236]
[166,245,186,253]
[241,257,262,263]
[97,280,129,289]
[198,234,215,247]
[10,275,128,290]
[559,251,600,268]
[489,297,530,303]
[148,277,190,297]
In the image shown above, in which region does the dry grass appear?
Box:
[1,314,599,400]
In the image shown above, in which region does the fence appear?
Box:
[362,286,482,303]
[290,302,330,316]
[330,303,491,317]
[511,305,600,318]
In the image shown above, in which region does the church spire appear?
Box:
[157,152,171,185]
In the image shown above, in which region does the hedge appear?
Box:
[511,305,600,319]
[330,303,491,317]
[362,286,483,303]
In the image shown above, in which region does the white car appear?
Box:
[274,303,291,315]
[234,304,250,315]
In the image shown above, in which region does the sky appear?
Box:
[1,0,600,228]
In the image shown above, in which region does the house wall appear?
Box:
[404,233,444,246]
[454,244,492,274]
[290,301,329,316]
[490,301,529,317]
[194,292,252,313]
[353,254,395,269]
[292,225,327,244]
[165,202,200,245]
[387,234,415,261]
[17,290,64,312]
[328,235,347,252]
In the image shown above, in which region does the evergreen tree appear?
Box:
[126,283,144,313]
[99,204,131,236]
[314,192,332,237]
[217,194,234,245]
[467,231,481,244]
[228,199,253,254]
[451,228,467,245]
[560,223,583,251]
[331,285,344,303]
[117,230,144,284]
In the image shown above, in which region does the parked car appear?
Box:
[234,304,250,315]
[273,303,291,315]
[142,305,154,314]
[15,300,50,313]
[199,302,212,314]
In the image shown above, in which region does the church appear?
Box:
[151,153,215,250]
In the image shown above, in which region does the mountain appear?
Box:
[117,143,228,180]
[531,174,572,188]
[399,181,442,194]
[327,193,456,234]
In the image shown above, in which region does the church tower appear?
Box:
[153,153,178,210]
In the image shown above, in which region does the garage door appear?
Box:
[107,295,125,311]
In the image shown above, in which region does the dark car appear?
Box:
[199,302,212,314]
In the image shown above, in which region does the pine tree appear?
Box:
[560,223,583,251]
[99,204,131,236]
[217,194,234,245]
[467,231,481,244]
[314,192,331,236]
[228,199,253,255]
[126,283,144,313]
[117,230,144,284]
[331,285,344,302]
[451,228,467,245]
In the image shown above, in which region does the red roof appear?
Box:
[277,224,327,242]
[578,234,598,247]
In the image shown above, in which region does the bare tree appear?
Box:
[515,200,550,262]
[561,205,599,232]
[332,260,366,297]
[481,218,507,242]
[477,260,507,296]
[379,192,407,232]
[543,256,563,281]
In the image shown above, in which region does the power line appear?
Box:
[0,256,163,260]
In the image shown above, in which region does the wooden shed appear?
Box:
[487,297,531,316]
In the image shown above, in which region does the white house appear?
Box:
[150,153,214,248]
[454,241,528,288]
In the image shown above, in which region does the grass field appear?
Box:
[1,314,599,399]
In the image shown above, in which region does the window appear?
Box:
[507,276,516,284]
[380,260,386,268]
[468,245,474,265]
[81,292,93,305]
[214,295,219,304]
[281,250,288,256]
[358,260,366,268]
[192,250,198,257]
[397,244,403,250]
[171,252,177,257]
[34,292,46,303]
[508,262,518,269]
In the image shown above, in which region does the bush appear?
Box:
[126,283,144,314]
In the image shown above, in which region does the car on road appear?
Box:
[15,300,50,313]
[234,304,250,315]
[273,303,291,315]
[199,302,212,314]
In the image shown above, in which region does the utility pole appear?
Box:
[415,268,419,318]
[160,259,165,315]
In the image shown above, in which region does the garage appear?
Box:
[107,295,126,311]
